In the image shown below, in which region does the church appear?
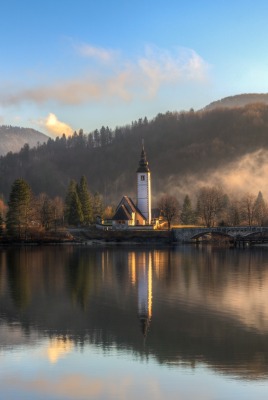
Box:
[111,143,154,229]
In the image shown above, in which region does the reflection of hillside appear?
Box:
[1,246,268,379]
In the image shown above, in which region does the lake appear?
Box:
[1,244,268,399]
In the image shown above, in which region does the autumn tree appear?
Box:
[196,186,225,227]
[158,195,180,230]
[6,178,32,238]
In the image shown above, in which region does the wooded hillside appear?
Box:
[1,103,268,205]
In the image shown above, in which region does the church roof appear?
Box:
[137,143,150,173]
[112,204,132,221]
[112,196,146,221]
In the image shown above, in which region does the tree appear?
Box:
[240,193,256,226]
[6,178,32,238]
[0,213,3,235]
[180,194,195,225]
[68,191,84,226]
[254,191,267,226]
[196,186,225,227]
[227,199,241,226]
[64,180,84,226]
[78,175,92,225]
[92,192,104,222]
[158,195,180,230]
[64,180,77,223]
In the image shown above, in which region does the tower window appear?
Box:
[141,175,145,181]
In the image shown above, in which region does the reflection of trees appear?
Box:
[3,246,268,379]
[6,249,31,309]
[65,249,100,310]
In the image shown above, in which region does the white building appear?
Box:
[112,143,153,229]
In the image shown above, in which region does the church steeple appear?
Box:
[137,141,150,173]
[136,141,151,224]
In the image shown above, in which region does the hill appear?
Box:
[1,103,268,204]
[0,126,48,156]
[203,93,268,111]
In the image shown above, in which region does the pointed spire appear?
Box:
[137,140,150,172]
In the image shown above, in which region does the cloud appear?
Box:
[138,46,209,96]
[0,44,210,107]
[76,43,118,63]
[44,113,73,137]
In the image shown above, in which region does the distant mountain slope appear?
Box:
[0,126,48,156]
[203,93,268,111]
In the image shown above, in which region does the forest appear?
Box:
[1,103,268,236]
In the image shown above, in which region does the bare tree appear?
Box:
[240,193,256,226]
[196,186,225,227]
[158,195,180,230]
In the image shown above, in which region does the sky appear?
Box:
[1,0,268,138]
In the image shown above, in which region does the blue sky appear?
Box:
[1,0,268,137]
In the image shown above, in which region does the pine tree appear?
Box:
[92,192,104,222]
[6,178,32,238]
[0,213,3,236]
[64,180,77,223]
[78,175,92,225]
[64,180,84,226]
[68,191,84,226]
[254,191,267,226]
[180,195,195,225]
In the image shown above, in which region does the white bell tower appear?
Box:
[136,141,151,224]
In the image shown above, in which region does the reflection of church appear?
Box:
[129,252,153,337]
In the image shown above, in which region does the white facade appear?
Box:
[137,172,151,224]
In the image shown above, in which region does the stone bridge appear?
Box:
[172,226,268,242]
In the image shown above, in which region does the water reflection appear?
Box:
[1,245,268,381]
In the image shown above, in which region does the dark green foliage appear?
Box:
[0,213,3,235]
[65,180,84,226]
[92,192,104,222]
[68,191,84,226]
[6,178,32,238]
[181,195,195,225]
[78,176,92,225]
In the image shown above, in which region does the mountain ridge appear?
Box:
[203,93,268,111]
[0,125,48,156]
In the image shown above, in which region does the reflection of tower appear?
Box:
[137,252,153,337]
[136,142,151,224]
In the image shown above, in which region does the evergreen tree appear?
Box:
[92,192,104,222]
[6,178,32,238]
[64,180,84,226]
[68,190,84,226]
[0,213,3,236]
[254,191,267,226]
[64,180,77,223]
[180,195,195,225]
[78,175,92,225]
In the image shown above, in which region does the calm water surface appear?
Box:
[1,245,268,399]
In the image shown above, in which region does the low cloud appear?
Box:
[44,113,73,137]
[0,44,210,107]
[163,149,268,202]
